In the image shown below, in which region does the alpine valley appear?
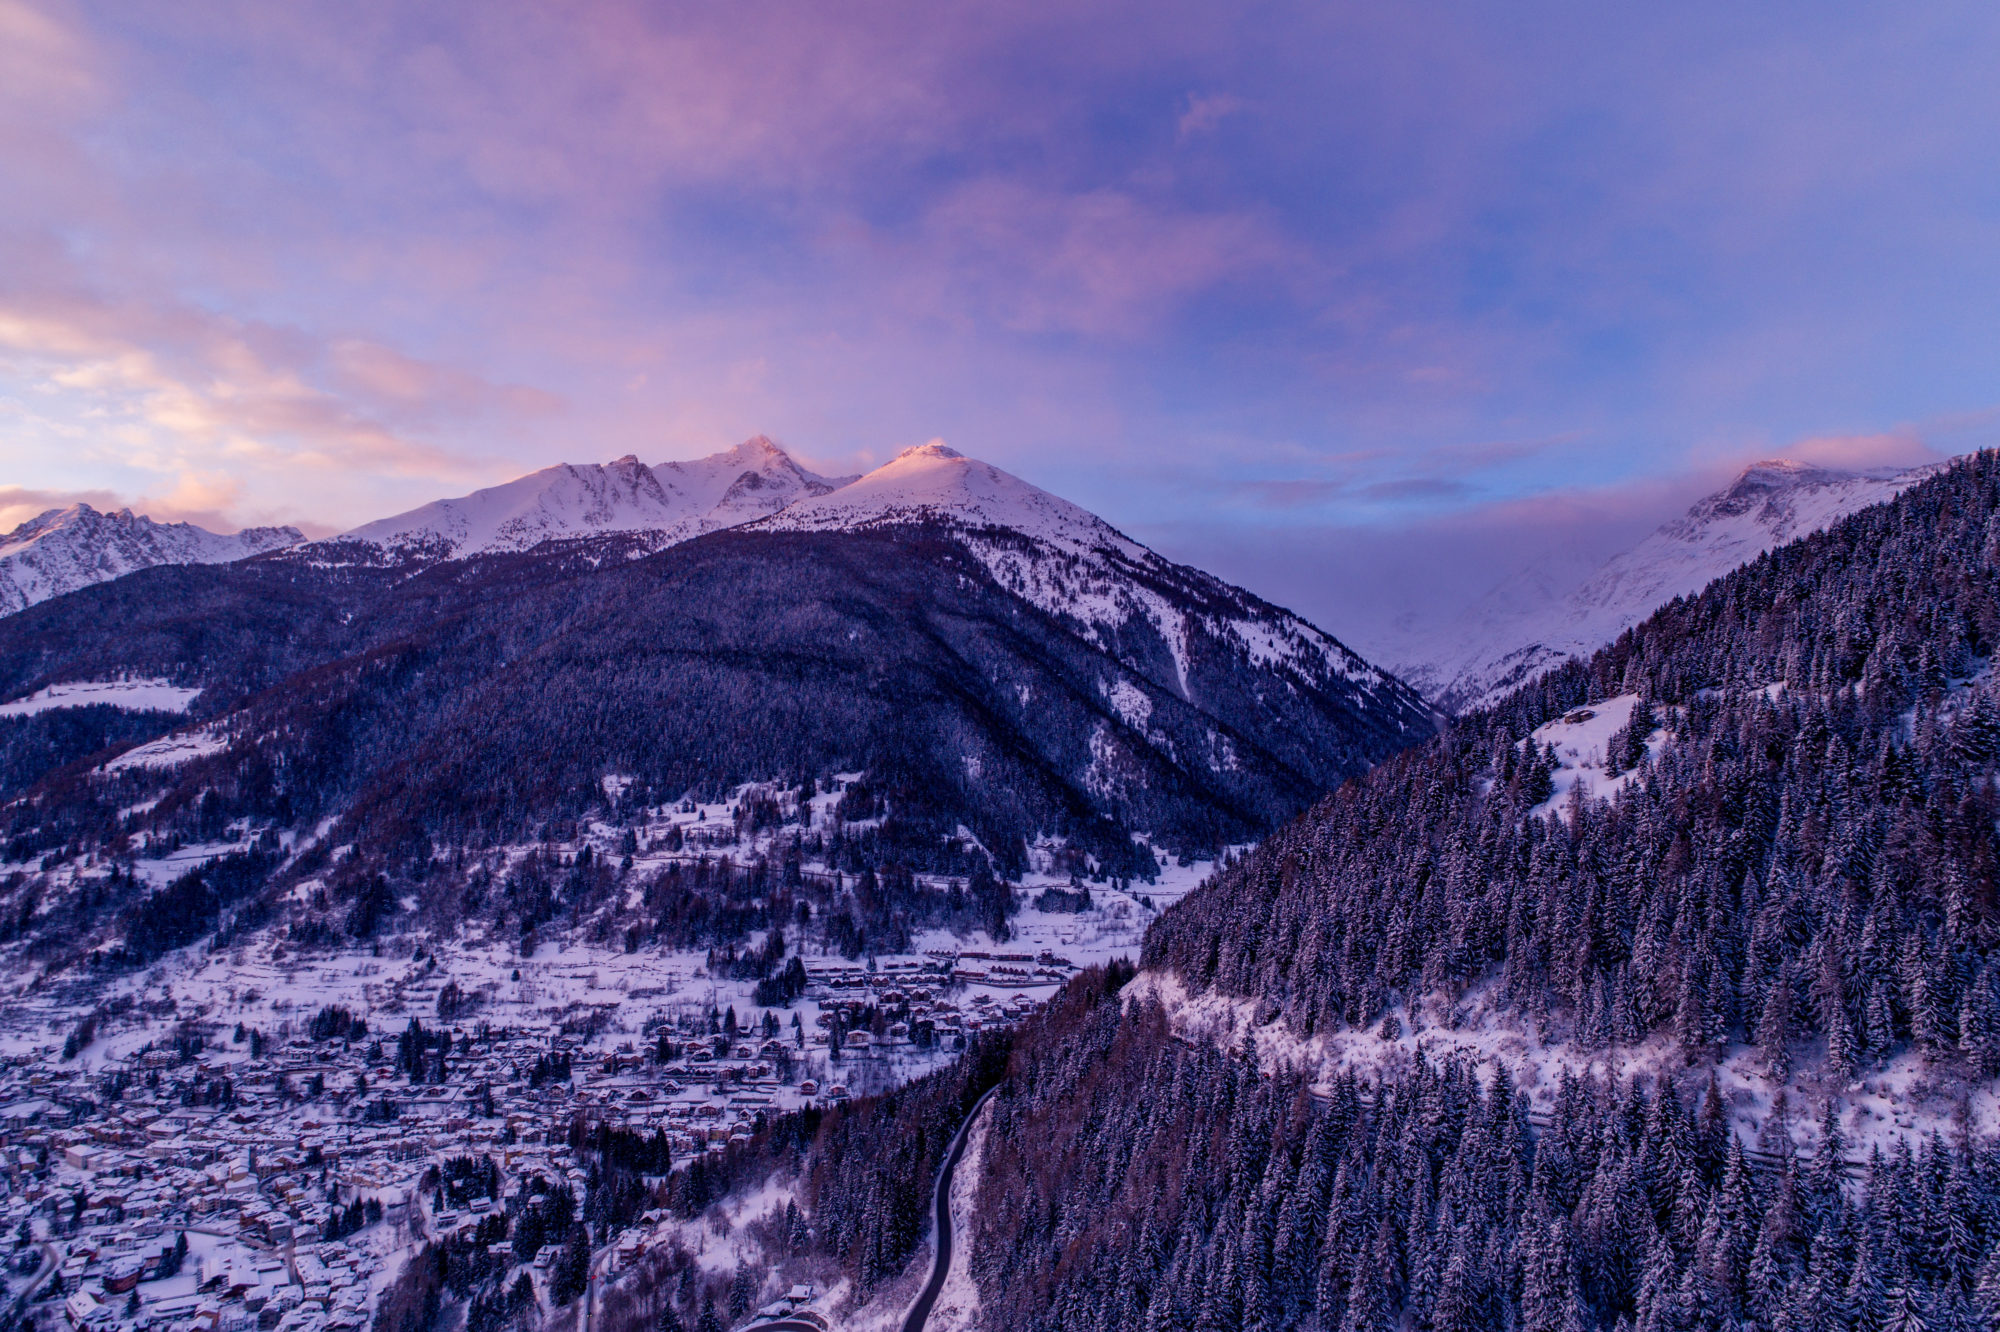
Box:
[10,440,2000,1332]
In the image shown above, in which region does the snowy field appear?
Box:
[0,678,202,716]
[1523,692,1667,821]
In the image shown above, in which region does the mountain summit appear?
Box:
[758,441,1406,709]
[310,436,1408,719]
[753,440,1116,550]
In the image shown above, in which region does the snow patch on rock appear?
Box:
[1103,677,1152,730]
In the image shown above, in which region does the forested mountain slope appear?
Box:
[951,974,2000,1332]
[1147,448,2000,1075]
[756,443,1400,714]
[0,517,1428,957]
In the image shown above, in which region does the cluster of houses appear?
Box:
[0,947,1072,1332]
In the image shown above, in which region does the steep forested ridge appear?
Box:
[1146,450,2000,1075]
[959,979,2000,1332]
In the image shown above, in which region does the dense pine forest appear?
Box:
[959,976,2000,1332]
[1148,450,2000,1078]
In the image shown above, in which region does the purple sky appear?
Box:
[3,0,1998,640]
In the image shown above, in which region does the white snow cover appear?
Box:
[1522,693,1667,821]
[1386,459,1939,712]
[100,725,230,772]
[1127,969,2000,1164]
[334,436,855,560]
[758,443,1402,701]
[753,441,1126,550]
[0,504,302,617]
[0,678,202,717]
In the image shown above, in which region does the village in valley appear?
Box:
[0,777,1223,1332]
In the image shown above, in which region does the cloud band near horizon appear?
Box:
[2,0,1998,620]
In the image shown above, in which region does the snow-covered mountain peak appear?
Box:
[328,436,856,563]
[285,436,1414,715]
[0,503,304,617]
[754,441,1129,556]
[730,433,789,459]
[759,445,1410,705]
[1382,456,1941,712]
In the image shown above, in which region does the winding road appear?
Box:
[898,1084,1001,1332]
[5,1244,57,1319]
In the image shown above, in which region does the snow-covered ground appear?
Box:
[0,771,1231,1087]
[99,724,231,772]
[0,678,202,716]
[1523,693,1668,821]
[0,766,1235,1332]
[1129,968,2000,1168]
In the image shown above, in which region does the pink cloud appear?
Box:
[1777,430,1941,472]
[0,476,330,537]
[0,484,125,533]
[0,251,549,538]
[328,340,564,421]
[1177,92,1243,139]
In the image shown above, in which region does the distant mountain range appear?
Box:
[1380,458,1940,712]
[297,437,1406,728]
[0,440,1432,916]
[0,504,301,616]
[6,450,1947,729]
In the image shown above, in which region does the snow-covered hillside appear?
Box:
[753,441,1122,552]
[1391,459,1937,712]
[331,436,854,562]
[0,504,302,617]
[756,442,1414,708]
